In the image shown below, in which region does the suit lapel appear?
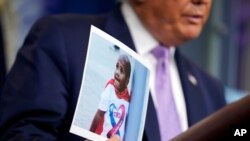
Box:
[104,3,136,51]
[144,94,161,141]
[175,49,208,126]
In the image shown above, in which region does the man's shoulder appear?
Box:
[33,13,108,30]
[25,13,110,51]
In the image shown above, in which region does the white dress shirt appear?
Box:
[121,1,188,131]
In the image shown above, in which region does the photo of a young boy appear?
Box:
[89,54,131,140]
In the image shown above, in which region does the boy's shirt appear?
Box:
[97,79,130,140]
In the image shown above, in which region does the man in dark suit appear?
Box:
[0,0,226,140]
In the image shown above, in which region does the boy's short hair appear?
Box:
[118,54,131,81]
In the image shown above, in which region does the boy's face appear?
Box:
[114,59,129,92]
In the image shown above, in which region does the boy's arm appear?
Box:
[89,110,105,132]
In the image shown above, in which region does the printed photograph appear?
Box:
[70,26,150,141]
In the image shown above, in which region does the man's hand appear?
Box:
[107,135,120,141]
[84,135,120,141]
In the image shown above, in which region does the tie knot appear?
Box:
[151,45,170,61]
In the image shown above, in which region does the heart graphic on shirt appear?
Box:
[107,103,125,138]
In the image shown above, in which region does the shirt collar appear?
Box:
[121,0,176,59]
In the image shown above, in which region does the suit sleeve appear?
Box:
[0,16,70,141]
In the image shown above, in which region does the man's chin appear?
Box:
[177,30,201,45]
[185,27,202,39]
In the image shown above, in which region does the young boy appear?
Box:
[90,54,131,140]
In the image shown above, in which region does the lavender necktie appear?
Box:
[152,45,181,141]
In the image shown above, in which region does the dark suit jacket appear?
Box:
[0,4,226,141]
[0,20,6,91]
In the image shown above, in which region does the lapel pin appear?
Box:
[188,74,197,86]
